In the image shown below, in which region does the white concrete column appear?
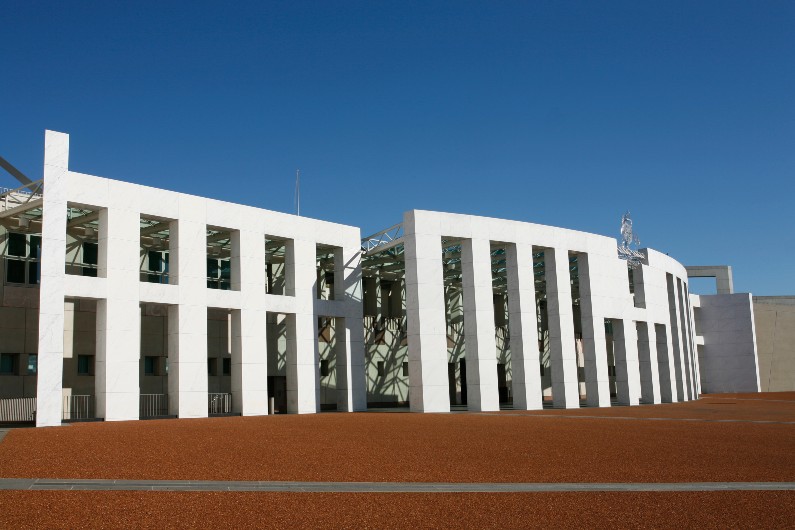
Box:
[230,230,268,415]
[544,247,579,409]
[36,130,69,427]
[636,321,661,404]
[577,253,611,407]
[96,203,140,421]
[334,245,367,411]
[676,278,693,401]
[666,274,685,401]
[167,199,209,418]
[612,319,641,406]
[505,243,542,410]
[655,323,674,403]
[460,238,499,412]
[403,221,449,412]
[684,288,702,396]
[285,238,319,413]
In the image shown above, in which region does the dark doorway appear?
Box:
[459,359,467,406]
[267,376,287,413]
[448,363,456,405]
[497,363,509,403]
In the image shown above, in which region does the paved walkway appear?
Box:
[1,478,793,492]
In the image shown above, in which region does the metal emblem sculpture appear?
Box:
[617,211,643,268]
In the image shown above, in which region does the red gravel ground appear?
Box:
[0,491,794,529]
[0,392,793,527]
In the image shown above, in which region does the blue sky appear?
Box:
[2,1,793,295]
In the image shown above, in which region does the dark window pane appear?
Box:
[82,242,98,265]
[82,267,98,277]
[144,356,155,375]
[220,259,231,280]
[27,354,37,374]
[29,235,41,259]
[77,355,92,375]
[222,358,231,376]
[0,354,15,374]
[207,258,218,279]
[8,233,26,257]
[28,261,39,285]
[320,359,329,377]
[148,251,162,272]
[6,259,25,283]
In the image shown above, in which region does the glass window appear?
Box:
[207,258,219,278]
[26,354,37,374]
[77,355,93,375]
[82,242,98,265]
[144,356,156,376]
[222,358,231,376]
[7,233,26,257]
[320,359,329,377]
[148,251,162,273]
[220,259,231,289]
[28,261,39,285]
[29,235,41,259]
[6,259,25,283]
[0,353,16,374]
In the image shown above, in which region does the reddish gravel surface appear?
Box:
[1,393,793,527]
[1,392,793,483]
[0,491,793,529]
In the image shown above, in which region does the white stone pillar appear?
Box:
[285,238,319,413]
[577,253,611,407]
[636,321,661,404]
[666,274,685,401]
[36,130,69,427]
[544,247,579,409]
[676,278,692,401]
[612,319,641,406]
[505,243,542,410]
[684,287,702,397]
[334,246,367,411]
[460,238,499,412]
[403,219,449,412]
[96,203,140,421]
[230,230,268,415]
[167,200,209,418]
[655,323,674,403]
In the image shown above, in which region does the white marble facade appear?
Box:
[34,131,365,426]
[0,130,758,426]
[401,210,708,412]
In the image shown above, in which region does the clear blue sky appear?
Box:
[2,1,793,295]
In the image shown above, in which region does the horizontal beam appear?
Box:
[0,198,44,219]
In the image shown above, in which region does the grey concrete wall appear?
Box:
[696,293,760,393]
[753,298,795,392]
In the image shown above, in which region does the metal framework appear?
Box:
[361,223,404,255]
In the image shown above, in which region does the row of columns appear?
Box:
[404,231,698,413]
[36,130,364,426]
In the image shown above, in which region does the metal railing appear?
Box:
[140,394,169,418]
[62,395,95,421]
[140,270,170,284]
[208,393,232,415]
[0,397,36,422]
